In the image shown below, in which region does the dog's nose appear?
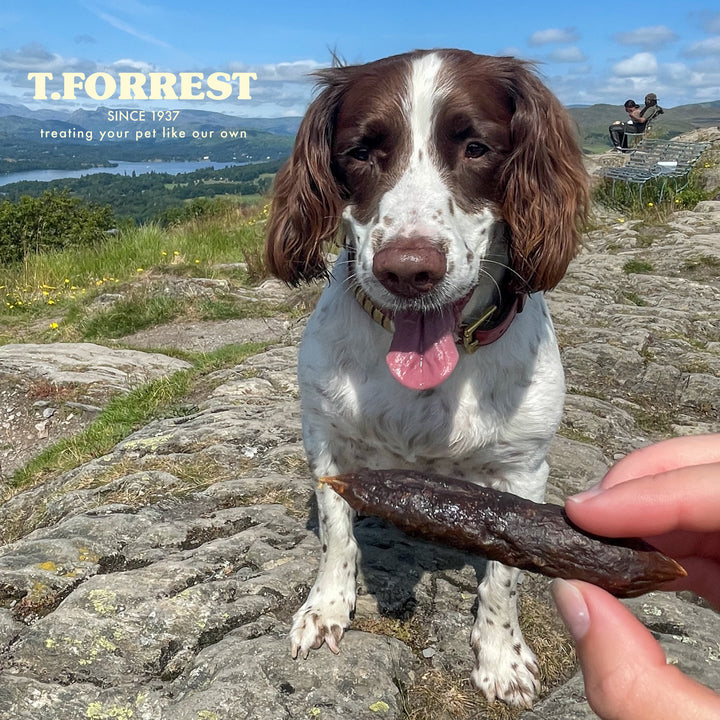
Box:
[372,238,447,298]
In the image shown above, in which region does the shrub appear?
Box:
[0,188,114,265]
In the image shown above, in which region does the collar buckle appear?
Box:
[461,305,498,354]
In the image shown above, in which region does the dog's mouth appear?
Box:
[385,294,472,391]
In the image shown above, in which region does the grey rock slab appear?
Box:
[165,631,416,720]
[545,435,610,503]
[0,343,191,391]
[0,676,166,720]
[120,317,294,353]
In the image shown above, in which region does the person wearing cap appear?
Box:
[641,92,663,125]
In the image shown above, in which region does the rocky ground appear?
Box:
[0,143,719,719]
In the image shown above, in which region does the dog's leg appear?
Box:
[470,464,547,707]
[470,562,540,707]
[290,472,358,658]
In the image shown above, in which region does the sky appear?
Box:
[1,1,719,117]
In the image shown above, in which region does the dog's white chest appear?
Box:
[298,285,564,478]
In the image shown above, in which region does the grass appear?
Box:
[622,259,655,275]
[394,591,575,720]
[0,200,280,346]
[0,201,269,328]
[593,169,709,219]
[79,294,185,340]
[681,254,720,281]
[622,291,649,306]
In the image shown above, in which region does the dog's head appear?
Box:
[266,49,587,289]
[265,49,588,388]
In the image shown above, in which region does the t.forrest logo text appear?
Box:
[28,71,257,101]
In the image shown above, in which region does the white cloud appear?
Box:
[109,58,157,74]
[0,44,99,98]
[528,27,579,46]
[613,26,678,49]
[228,60,325,83]
[694,84,720,100]
[548,46,587,63]
[685,36,720,57]
[221,60,324,115]
[0,43,67,72]
[659,62,691,82]
[612,52,659,77]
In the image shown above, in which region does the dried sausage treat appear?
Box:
[321,469,686,597]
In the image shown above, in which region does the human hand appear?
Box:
[553,433,720,719]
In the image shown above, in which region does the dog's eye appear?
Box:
[465,141,489,159]
[348,146,371,161]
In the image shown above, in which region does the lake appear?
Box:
[0,160,242,188]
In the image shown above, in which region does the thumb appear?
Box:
[552,580,720,720]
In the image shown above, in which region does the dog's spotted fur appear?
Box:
[265,49,588,707]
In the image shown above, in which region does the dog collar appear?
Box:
[350,278,526,354]
[457,290,526,353]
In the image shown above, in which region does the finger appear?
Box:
[566,462,720,537]
[552,580,720,719]
[601,434,720,489]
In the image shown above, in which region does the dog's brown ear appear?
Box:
[265,73,347,285]
[498,60,589,292]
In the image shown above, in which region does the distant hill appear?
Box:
[0,104,297,174]
[0,102,302,135]
[570,100,720,152]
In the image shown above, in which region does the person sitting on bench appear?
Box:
[609,94,663,151]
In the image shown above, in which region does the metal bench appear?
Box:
[596,138,710,203]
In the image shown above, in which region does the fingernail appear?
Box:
[552,579,590,641]
[567,484,603,504]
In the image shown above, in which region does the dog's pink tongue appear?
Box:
[386,309,459,390]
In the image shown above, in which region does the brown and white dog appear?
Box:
[265,49,588,707]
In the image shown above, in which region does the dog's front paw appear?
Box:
[289,593,353,659]
[470,634,540,708]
